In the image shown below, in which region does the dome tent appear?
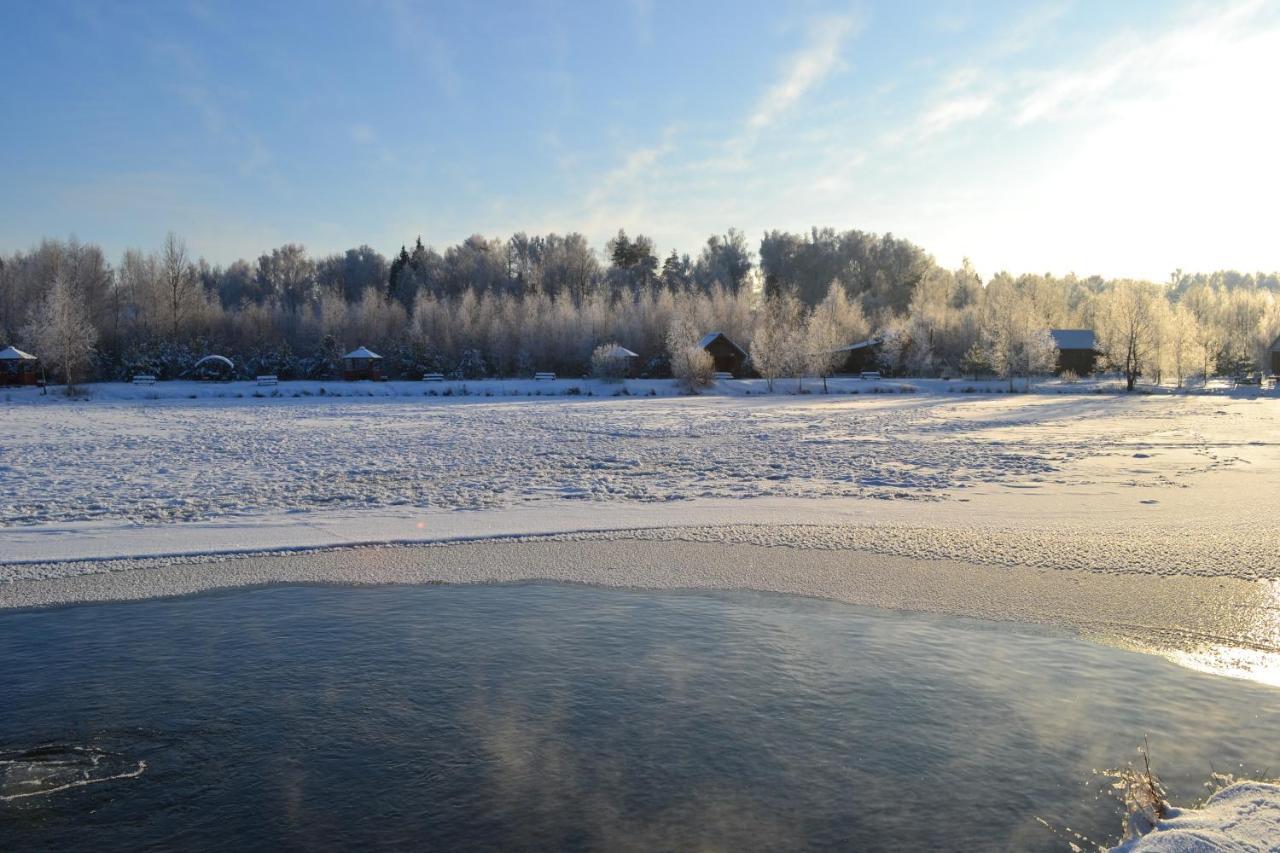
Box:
[190,354,235,381]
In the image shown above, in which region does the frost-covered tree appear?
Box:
[666,305,714,392]
[1164,303,1203,388]
[23,272,97,391]
[161,232,202,340]
[1097,281,1163,391]
[806,282,866,391]
[751,291,807,391]
[590,342,631,382]
[980,285,1058,390]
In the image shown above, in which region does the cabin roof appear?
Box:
[697,332,724,349]
[832,337,883,353]
[1049,329,1096,351]
[343,346,382,360]
[0,345,36,360]
[1269,335,1280,353]
[697,332,746,355]
[604,345,639,358]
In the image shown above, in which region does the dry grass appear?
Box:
[1107,737,1169,840]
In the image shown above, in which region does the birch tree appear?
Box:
[24,272,98,391]
[1097,281,1162,391]
[980,287,1058,390]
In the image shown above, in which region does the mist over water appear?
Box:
[2,583,1277,851]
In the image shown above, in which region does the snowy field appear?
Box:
[1,375,1277,602]
[2,379,1277,564]
[3,377,1275,525]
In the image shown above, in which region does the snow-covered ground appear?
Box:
[3,377,1275,526]
[4,379,1278,568]
[1112,782,1280,851]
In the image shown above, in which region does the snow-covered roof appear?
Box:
[193,354,234,369]
[833,337,882,353]
[0,346,36,360]
[698,332,747,357]
[1049,329,1096,351]
[1269,335,1280,353]
[343,346,382,360]
[604,345,638,358]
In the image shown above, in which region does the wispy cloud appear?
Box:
[746,14,861,132]
[382,0,461,97]
[627,0,655,46]
[580,125,680,224]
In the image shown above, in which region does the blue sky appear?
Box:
[3,0,1278,280]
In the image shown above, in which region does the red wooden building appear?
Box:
[0,346,40,386]
[342,346,384,381]
[698,332,748,376]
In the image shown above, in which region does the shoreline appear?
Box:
[4,533,1278,688]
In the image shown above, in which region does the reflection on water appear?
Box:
[0,745,145,802]
[1162,644,1280,688]
[1154,579,1280,687]
[1,583,1277,851]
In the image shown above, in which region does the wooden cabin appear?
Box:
[698,332,748,377]
[602,345,640,378]
[0,346,40,386]
[832,338,883,375]
[1269,335,1280,377]
[342,346,384,381]
[1049,329,1098,376]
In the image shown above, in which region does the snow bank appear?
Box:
[1112,782,1280,852]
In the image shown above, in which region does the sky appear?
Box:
[2,0,1278,281]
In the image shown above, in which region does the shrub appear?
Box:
[590,343,631,383]
[670,344,714,392]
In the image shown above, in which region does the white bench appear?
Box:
[421,373,444,382]
[713,371,734,380]
[256,375,278,386]
[131,375,156,386]
[859,371,882,381]
[534,372,556,381]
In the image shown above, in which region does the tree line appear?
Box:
[2,227,1277,391]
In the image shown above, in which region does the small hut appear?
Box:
[342,346,383,381]
[832,337,883,375]
[698,332,748,377]
[1049,329,1098,376]
[1268,335,1280,377]
[603,345,639,378]
[0,346,40,386]
[190,354,235,382]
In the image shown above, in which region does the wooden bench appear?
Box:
[256,375,279,386]
[534,372,556,381]
[131,375,156,386]
[421,373,444,382]
[859,371,882,381]
[712,371,734,381]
